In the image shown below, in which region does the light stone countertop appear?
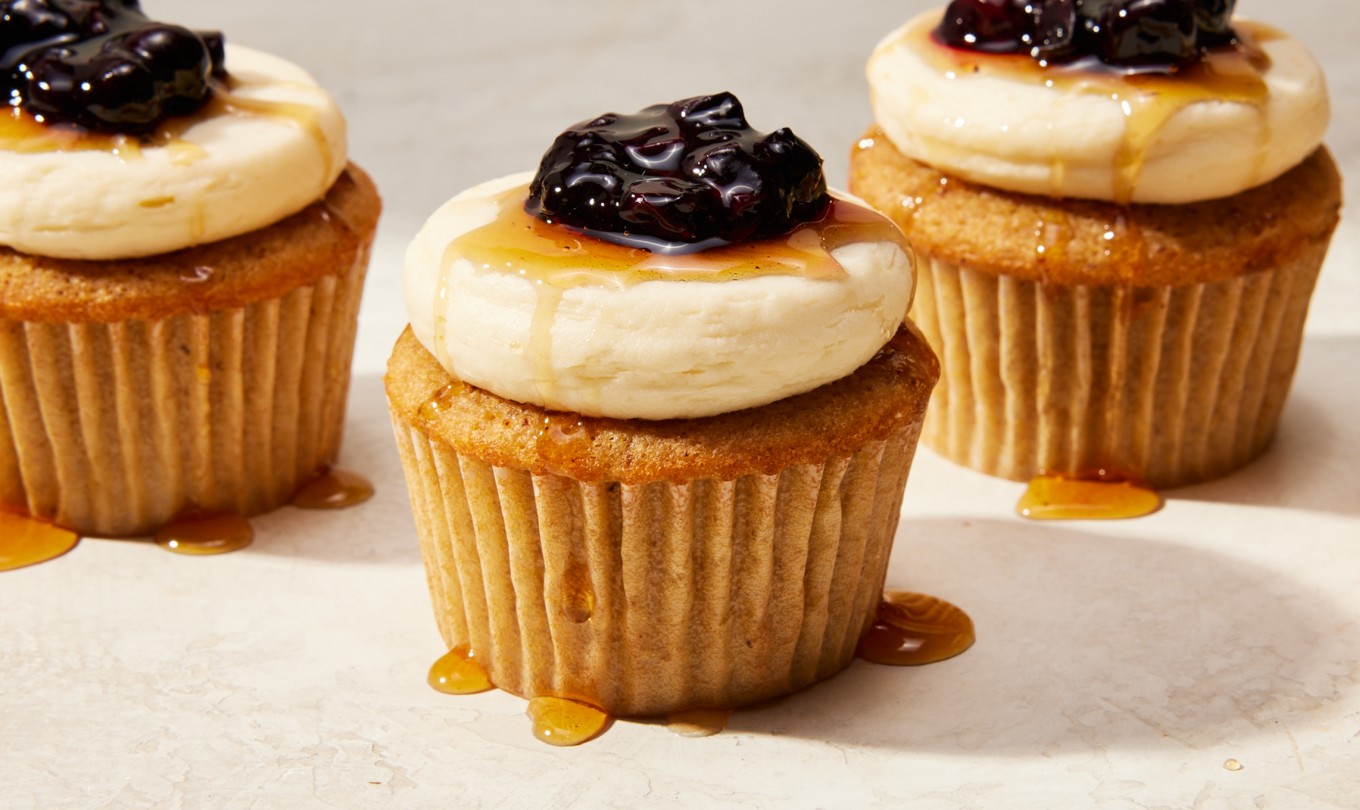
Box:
[4,1,1358,808]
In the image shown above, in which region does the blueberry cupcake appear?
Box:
[850,0,1340,489]
[386,94,938,718]
[0,1,381,536]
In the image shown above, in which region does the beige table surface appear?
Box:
[4,1,1358,807]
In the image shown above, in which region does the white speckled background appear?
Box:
[3,1,1358,807]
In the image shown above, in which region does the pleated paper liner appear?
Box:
[909,242,1328,489]
[0,245,368,538]
[392,418,923,718]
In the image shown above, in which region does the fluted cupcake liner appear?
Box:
[0,247,369,537]
[910,243,1328,488]
[391,417,924,717]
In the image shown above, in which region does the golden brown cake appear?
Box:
[386,93,940,720]
[0,7,381,537]
[852,132,1340,487]
[0,166,380,536]
[854,5,1343,489]
[388,324,937,716]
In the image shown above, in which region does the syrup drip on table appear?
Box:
[291,468,375,510]
[526,696,611,747]
[666,709,732,738]
[1018,473,1163,520]
[899,17,1275,203]
[857,591,976,666]
[0,512,80,572]
[427,646,493,695]
[154,514,254,556]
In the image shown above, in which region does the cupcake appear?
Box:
[0,1,380,537]
[851,0,1341,490]
[386,93,939,720]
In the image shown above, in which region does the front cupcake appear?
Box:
[851,0,1341,491]
[0,1,381,539]
[386,93,940,724]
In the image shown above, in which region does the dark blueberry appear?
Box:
[196,29,225,78]
[936,0,1031,52]
[0,0,224,133]
[1030,0,1080,62]
[526,93,830,253]
[1193,0,1236,47]
[1095,0,1197,68]
[935,0,1240,71]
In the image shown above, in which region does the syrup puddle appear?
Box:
[0,512,80,572]
[1018,474,1163,520]
[427,646,493,695]
[666,709,732,738]
[857,591,976,666]
[526,697,611,747]
[154,514,254,556]
[291,468,375,510]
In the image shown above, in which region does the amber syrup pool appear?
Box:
[291,468,375,510]
[857,591,976,666]
[0,512,80,572]
[526,697,612,747]
[427,646,493,695]
[1018,473,1163,520]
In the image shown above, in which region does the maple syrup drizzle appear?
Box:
[857,591,976,666]
[290,468,375,510]
[666,709,732,738]
[431,184,908,408]
[0,512,80,572]
[0,75,331,170]
[1017,473,1163,520]
[153,514,254,556]
[427,645,494,695]
[526,696,611,747]
[417,381,467,424]
[899,17,1274,203]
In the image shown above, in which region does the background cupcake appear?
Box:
[0,1,381,537]
[387,94,939,722]
[851,0,1341,489]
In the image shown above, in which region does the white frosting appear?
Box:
[0,44,347,260]
[405,173,915,420]
[867,10,1330,203]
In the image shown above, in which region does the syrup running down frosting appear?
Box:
[405,172,915,420]
[868,10,1329,203]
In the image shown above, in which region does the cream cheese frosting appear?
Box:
[0,44,346,260]
[405,172,915,421]
[868,10,1330,204]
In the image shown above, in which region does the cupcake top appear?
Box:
[405,93,915,420]
[867,1,1329,204]
[0,0,346,260]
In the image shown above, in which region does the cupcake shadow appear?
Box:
[247,372,423,566]
[1172,333,1360,519]
[730,517,1359,755]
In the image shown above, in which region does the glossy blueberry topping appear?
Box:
[526,93,831,254]
[1,0,226,134]
[935,0,1239,71]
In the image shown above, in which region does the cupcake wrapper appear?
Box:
[0,246,369,536]
[390,418,924,717]
[910,243,1328,488]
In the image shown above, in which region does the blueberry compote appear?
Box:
[936,0,1238,71]
[0,0,225,134]
[526,93,831,254]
